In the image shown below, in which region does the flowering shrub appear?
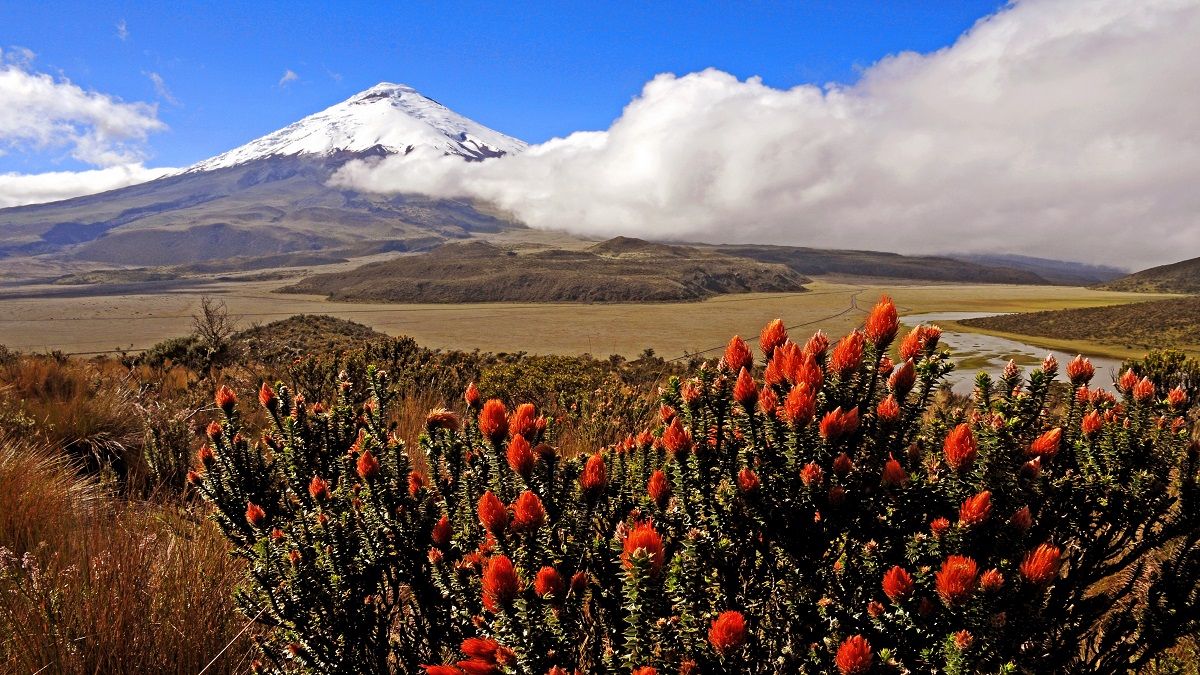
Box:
[194,297,1200,673]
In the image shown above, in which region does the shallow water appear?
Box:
[902,312,1126,394]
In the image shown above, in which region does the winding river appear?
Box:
[902,312,1127,394]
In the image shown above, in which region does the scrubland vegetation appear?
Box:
[1,297,1199,673]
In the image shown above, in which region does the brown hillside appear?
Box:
[1099,256,1200,294]
[280,238,810,303]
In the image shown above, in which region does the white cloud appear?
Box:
[0,163,175,208]
[333,0,1200,269]
[0,52,166,167]
[144,70,179,106]
[278,69,299,87]
[116,19,129,41]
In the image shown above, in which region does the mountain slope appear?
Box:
[0,83,524,272]
[186,83,525,172]
[950,253,1126,286]
[1099,256,1200,294]
[281,237,811,303]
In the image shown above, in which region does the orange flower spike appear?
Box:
[647,469,671,508]
[889,359,917,396]
[1028,427,1062,458]
[881,453,908,487]
[876,395,901,424]
[943,423,978,472]
[1020,543,1063,585]
[662,417,693,455]
[432,515,452,549]
[464,382,481,408]
[1081,410,1104,437]
[245,502,266,528]
[708,610,747,655]
[737,468,760,494]
[784,384,817,426]
[579,453,608,500]
[1010,505,1033,532]
[1133,377,1155,402]
[864,295,899,347]
[511,491,546,531]
[481,555,519,612]
[759,319,788,358]
[215,384,237,413]
[935,555,979,606]
[408,471,426,497]
[757,386,778,419]
[308,475,330,501]
[1168,386,1188,408]
[508,403,538,440]
[733,368,758,408]
[477,491,509,534]
[723,335,753,373]
[506,435,535,479]
[835,635,873,675]
[357,450,380,480]
[803,330,829,359]
[980,568,1005,593]
[622,521,665,576]
[829,331,865,378]
[258,382,278,411]
[800,462,824,487]
[882,565,915,602]
[1118,369,1139,394]
[930,517,951,538]
[959,490,992,527]
[1066,355,1095,385]
[534,566,564,599]
[478,399,509,444]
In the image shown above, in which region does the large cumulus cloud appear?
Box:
[333,0,1200,269]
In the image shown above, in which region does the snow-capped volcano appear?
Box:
[186,83,526,172]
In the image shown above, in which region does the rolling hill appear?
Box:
[1099,256,1200,294]
[281,237,811,303]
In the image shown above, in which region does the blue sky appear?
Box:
[1,1,1004,172]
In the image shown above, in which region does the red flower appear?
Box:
[821,406,859,441]
[881,453,907,488]
[622,521,665,576]
[245,502,266,528]
[899,324,940,361]
[647,470,671,508]
[889,359,917,396]
[511,491,546,531]
[579,453,608,500]
[724,335,753,373]
[738,468,760,494]
[733,368,758,408]
[1010,506,1033,532]
[461,637,502,661]
[506,435,535,479]
[308,475,330,501]
[780,383,815,426]
[481,555,519,612]
[479,399,509,443]
[936,555,979,606]
[876,395,901,424]
[662,417,693,455]
[760,319,788,357]
[758,387,779,418]
[1066,355,1095,385]
[800,462,824,487]
[215,384,237,412]
[793,352,825,392]
[980,568,1005,592]
[1168,387,1188,408]
[959,490,992,527]
[1133,377,1155,402]
[1081,410,1103,437]
[197,444,215,466]
[423,666,464,675]
[864,295,899,346]
[680,381,702,408]
[708,610,747,655]
[1119,369,1139,393]
[509,403,538,440]
[1020,543,1062,585]
[534,566,563,599]
[259,382,278,411]
[1028,427,1062,458]
[943,423,977,472]
[832,453,854,476]
[409,471,426,497]
[829,331,865,378]
[954,630,974,651]
[835,635,873,675]
[464,382,481,408]
[632,668,657,675]
[432,515,452,549]
[883,565,914,602]
[478,491,509,534]
[867,600,885,618]
[426,408,461,432]
[357,450,380,480]
[930,517,951,538]
[803,330,829,358]
[206,420,223,440]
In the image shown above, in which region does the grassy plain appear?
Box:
[0,277,1170,359]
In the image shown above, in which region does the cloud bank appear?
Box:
[0,48,172,207]
[334,0,1200,269]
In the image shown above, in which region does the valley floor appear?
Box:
[0,277,1170,360]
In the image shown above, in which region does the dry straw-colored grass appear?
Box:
[0,435,253,675]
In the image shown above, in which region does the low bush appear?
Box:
[193,297,1200,673]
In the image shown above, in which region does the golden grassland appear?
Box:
[0,277,1172,358]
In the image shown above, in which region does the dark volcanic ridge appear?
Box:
[1099,255,1200,295]
[280,237,812,303]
